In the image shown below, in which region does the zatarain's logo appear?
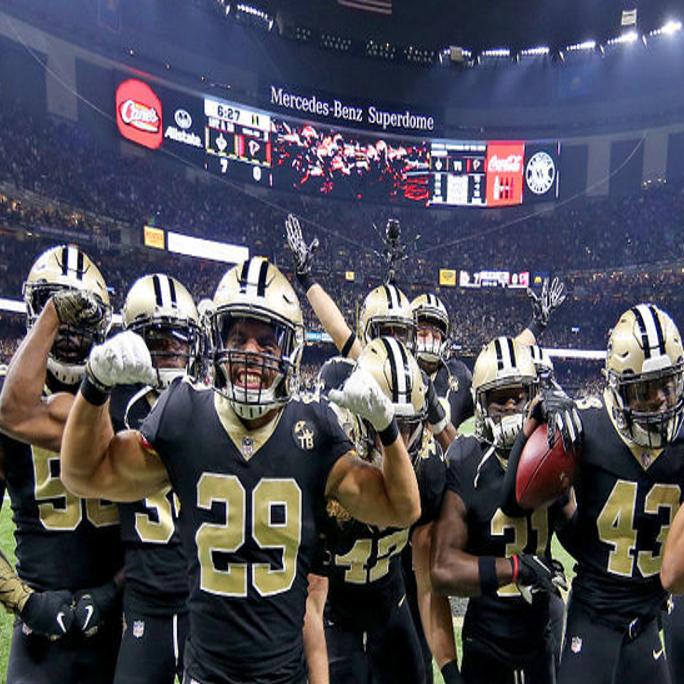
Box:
[293,420,315,450]
[174,109,192,129]
[525,151,556,196]
[116,79,163,150]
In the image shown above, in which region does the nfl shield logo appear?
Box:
[132,620,145,639]
[571,636,582,653]
[241,437,254,458]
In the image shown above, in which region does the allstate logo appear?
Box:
[174,109,192,130]
[525,151,556,195]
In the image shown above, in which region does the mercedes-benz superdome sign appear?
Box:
[114,74,560,208]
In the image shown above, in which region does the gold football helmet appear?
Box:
[122,274,201,387]
[355,336,427,462]
[210,257,304,419]
[605,304,684,448]
[23,245,111,385]
[358,284,415,349]
[472,337,538,449]
[411,293,450,365]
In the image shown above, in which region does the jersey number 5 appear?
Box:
[195,474,302,597]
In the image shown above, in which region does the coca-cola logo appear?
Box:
[120,99,160,132]
[487,154,523,173]
[115,79,163,150]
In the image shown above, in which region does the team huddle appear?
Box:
[0,214,683,684]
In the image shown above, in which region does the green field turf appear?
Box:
[0,417,576,682]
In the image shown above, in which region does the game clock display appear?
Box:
[115,77,561,207]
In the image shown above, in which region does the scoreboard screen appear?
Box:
[115,77,560,208]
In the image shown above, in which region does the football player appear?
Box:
[410,293,474,431]
[285,214,457,451]
[0,245,123,683]
[110,274,202,684]
[512,304,684,684]
[60,257,421,684]
[430,337,574,684]
[305,338,457,684]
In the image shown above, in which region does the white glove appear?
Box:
[328,367,394,432]
[87,331,157,388]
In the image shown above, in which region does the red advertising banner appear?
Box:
[485,142,524,207]
[116,79,163,150]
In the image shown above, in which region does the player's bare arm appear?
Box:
[303,573,330,684]
[430,490,513,596]
[60,331,169,502]
[0,298,74,451]
[411,521,458,669]
[325,363,420,528]
[661,504,684,593]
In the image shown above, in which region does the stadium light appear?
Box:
[607,30,638,46]
[520,46,550,57]
[649,20,682,37]
[566,40,596,52]
[481,48,510,58]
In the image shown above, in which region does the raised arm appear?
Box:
[60,331,168,502]
[285,214,362,359]
[0,294,93,451]
[517,276,567,345]
[325,367,420,528]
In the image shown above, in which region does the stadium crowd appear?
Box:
[1,103,683,396]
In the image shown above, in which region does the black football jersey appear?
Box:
[446,435,566,659]
[322,440,446,632]
[431,358,474,430]
[0,374,122,592]
[140,377,352,683]
[110,384,188,617]
[568,394,684,620]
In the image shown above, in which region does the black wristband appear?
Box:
[441,660,461,684]
[478,556,499,595]
[378,418,399,447]
[527,318,546,339]
[80,375,111,406]
[341,332,357,358]
[297,271,315,292]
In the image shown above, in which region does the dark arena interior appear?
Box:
[0,1,684,682]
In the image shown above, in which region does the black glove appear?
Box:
[441,659,465,684]
[530,386,582,452]
[512,554,567,604]
[20,590,75,638]
[424,374,447,431]
[527,277,567,332]
[74,580,120,637]
[285,213,319,290]
[52,289,105,330]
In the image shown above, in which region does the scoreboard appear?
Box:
[115,77,560,208]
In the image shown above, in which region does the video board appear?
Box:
[115,77,560,207]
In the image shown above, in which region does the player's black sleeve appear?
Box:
[414,447,447,528]
[500,430,528,517]
[317,398,355,473]
[138,378,180,455]
[445,436,480,507]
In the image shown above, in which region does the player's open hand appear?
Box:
[285,214,319,277]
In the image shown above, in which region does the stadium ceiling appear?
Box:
[262,0,681,54]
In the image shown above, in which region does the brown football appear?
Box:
[515,423,579,510]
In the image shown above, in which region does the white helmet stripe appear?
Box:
[384,337,409,403]
[495,336,513,370]
[385,284,400,310]
[64,245,82,280]
[633,304,664,358]
[157,274,174,308]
